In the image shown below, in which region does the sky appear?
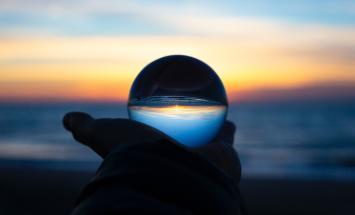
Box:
[0,0,354,102]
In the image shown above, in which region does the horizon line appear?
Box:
[2,81,355,104]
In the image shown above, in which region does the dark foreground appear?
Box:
[1,167,354,215]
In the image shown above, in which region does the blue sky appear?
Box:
[0,0,354,102]
[0,0,353,36]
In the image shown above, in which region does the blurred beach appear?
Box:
[1,100,355,214]
[1,101,354,180]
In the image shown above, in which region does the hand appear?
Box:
[193,121,241,182]
[63,112,241,181]
[63,112,173,158]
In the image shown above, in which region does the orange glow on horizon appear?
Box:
[129,105,226,120]
[0,35,354,102]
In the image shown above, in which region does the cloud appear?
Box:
[0,0,354,102]
[285,44,355,64]
[0,0,354,37]
[234,81,355,103]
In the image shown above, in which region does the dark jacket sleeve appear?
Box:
[71,139,244,215]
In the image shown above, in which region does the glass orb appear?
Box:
[128,55,228,148]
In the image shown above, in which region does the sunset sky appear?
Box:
[0,0,354,102]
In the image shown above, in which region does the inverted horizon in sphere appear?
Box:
[128,97,227,148]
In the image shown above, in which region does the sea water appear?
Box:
[128,96,227,148]
[1,101,355,179]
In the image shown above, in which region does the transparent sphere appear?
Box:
[128,55,228,148]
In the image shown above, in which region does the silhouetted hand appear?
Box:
[63,112,173,158]
[63,112,240,181]
[194,121,241,182]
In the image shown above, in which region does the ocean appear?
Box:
[0,101,354,180]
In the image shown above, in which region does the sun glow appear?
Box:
[129,105,227,120]
[1,35,354,103]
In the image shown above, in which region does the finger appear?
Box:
[85,118,174,158]
[63,113,173,158]
[223,120,236,136]
[63,112,94,145]
[63,112,110,158]
[215,120,236,145]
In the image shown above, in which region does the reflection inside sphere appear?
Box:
[128,96,226,148]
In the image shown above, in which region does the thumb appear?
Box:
[215,120,236,145]
[194,120,241,182]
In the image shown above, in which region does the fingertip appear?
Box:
[63,112,93,132]
[63,112,73,131]
[213,120,236,146]
[224,120,236,134]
